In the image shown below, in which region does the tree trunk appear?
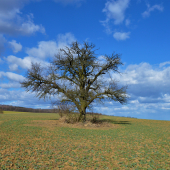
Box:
[78,111,83,122]
[78,108,86,122]
[83,109,86,122]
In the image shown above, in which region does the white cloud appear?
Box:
[109,62,170,103]
[121,62,170,86]
[0,0,45,35]
[159,61,170,68]
[102,0,130,25]
[0,0,28,17]
[142,4,164,18]
[6,55,49,71]
[83,61,170,119]
[0,82,21,89]
[26,41,58,59]
[6,33,76,71]
[9,40,22,53]
[0,89,57,109]
[19,18,45,35]
[92,62,170,119]
[26,32,76,59]
[113,31,130,40]
[0,71,25,82]
[6,72,25,82]
[6,55,30,70]
[57,32,76,48]
[9,63,19,71]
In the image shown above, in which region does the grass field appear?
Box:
[0,111,170,169]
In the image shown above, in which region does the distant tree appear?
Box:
[21,41,128,122]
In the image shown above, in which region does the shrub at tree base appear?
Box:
[59,113,79,124]
[88,112,100,123]
[59,113,101,124]
[57,102,101,124]
[56,102,79,123]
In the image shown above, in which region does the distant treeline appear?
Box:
[0,104,102,115]
[0,105,55,113]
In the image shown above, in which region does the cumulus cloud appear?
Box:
[26,41,58,59]
[0,0,28,16]
[120,62,170,87]
[142,4,164,18]
[6,55,31,70]
[0,0,45,35]
[89,62,170,119]
[159,61,170,68]
[26,32,76,59]
[102,0,130,25]
[0,89,57,109]
[115,62,170,102]
[113,31,130,40]
[5,33,76,70]
[57,32,76,48]
[0,71,25,82]
[19,16,45,35]
[0,82,21,89]
[6,55,50,71]
[9,40,22,53]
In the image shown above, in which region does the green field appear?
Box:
[0,111,170,169]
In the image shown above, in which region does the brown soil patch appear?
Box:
[24,119,119,130]
[0,121,2,125]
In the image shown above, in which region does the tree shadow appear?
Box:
[49,118,131,125]
[49,118,59,120]
[100,119,131,125]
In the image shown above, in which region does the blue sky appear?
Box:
[0,0,170,121]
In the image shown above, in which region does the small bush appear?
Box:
[56,103,101,124]
[57,102,79,123]
[64,112,79,124]
[88,112,100,123]
[57,104,70,118]
[58,112,79,124]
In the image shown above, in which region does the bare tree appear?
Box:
[21,41,128,122]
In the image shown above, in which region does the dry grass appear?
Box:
[25,118,119,130]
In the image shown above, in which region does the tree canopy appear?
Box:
[21,41,128,122]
